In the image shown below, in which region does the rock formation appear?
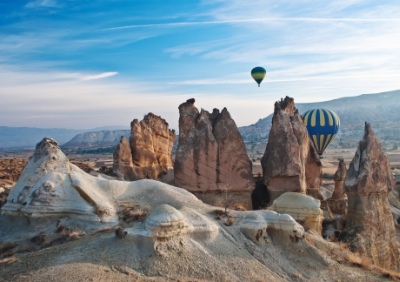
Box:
[343,123,399,270]
[1,136,305,258]
[174,99,255,209]
[269,192,323,234]
[261,96,322,203]
[1,137,116,221]
[328,159,348,215]
[2,136,387,281]
[113,113,176,184]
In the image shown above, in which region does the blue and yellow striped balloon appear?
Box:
[302,109,340,156]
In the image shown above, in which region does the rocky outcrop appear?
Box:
[261,96,322,203]
[1,137,116,221]
[328,160,348,215]
[174,99,255,209]
[343,123,399,270]
[113,113,176,184]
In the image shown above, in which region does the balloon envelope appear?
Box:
[302,108,340,156]
[251,67,266,86]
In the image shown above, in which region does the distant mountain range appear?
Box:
[2,90,400,150]
[239,90,400,147]
[0,126,129,149]
[61,130,130,151]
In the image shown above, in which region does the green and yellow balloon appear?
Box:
[251,66,266,87]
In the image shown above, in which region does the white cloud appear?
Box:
[81,72,118,81]
[0,67,278,129]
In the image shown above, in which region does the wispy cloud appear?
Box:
[81,72,118,81]
[105,17,400,30]
[25,0,62,9]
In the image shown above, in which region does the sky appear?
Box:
[1,0,400,130]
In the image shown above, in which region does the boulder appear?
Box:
[113,113,176,184]
[343,122,399,270]
[174,99,255,209]
[327,159,348,215]
[269,192,323,234]
[261,96,322,203]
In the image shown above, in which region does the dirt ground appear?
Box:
[0,220,396,282]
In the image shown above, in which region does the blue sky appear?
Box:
[1,0,400,130]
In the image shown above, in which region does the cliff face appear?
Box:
[343,123,399,270]
[261,96,322,203]
[174,99,255,209]
[113,113,175,184]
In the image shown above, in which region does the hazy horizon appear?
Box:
[1,0,400,130]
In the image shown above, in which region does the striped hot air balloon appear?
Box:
[302,108,340,156]
[251,67,266,87]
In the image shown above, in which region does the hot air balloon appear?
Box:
[251,67,266,87]
[302,108,340,156]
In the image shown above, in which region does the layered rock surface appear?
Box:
[269,192,323,234]
[113,113,175,184]
[328,159,348,215]
[1,138,116,221]
[343,123,399,270]
[174,99,255,208]
[261,96,322,203]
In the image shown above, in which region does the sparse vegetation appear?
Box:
[345,253,372,269]
[305,235,314,246]
[0,257,19,265]
[56,226,85,240]
[225,215,234,226]
[379,268,400,280]
[96,206,112,217]
[232,204,247,211]
[74,146,116,154]
[293,272,303,279]
[322,173,335,180]
[118,203,149,223]
[92,226,114,235]
[0,242,18,256]
[30,233,46,245]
